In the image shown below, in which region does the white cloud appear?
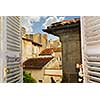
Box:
[43,16,65,29]
[42,16,57,29]
[22,16,41,33]
[22,16,65,33]
[21,16,33,33]
[29,16,41,22]
[58,16,65,21]
[41,16,48,19]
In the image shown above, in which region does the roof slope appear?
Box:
[39,48,54,55]
[39,47,61,56]
[23,57,54,69]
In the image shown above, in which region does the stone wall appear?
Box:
[56,28,81,82]
[25,69,44,83]
[33,33,48,51]
[48,38,61,48]
[43,57,62,83]
[22,39,33,62]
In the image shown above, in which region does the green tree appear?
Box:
[23,71,37,83]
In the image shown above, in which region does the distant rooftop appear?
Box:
[39,47,62,56]
[23,57,54,69]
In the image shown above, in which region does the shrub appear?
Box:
[23,71,37,83]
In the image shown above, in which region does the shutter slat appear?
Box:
[6,16,22,83]
[81,16,100,83]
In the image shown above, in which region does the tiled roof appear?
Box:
[42,18,80,33]
[39,48,54,55]
[61,18,80,24]
[47,18,80,29]
[54,47,62,52]
[23,57,53,69]
[39,47,61,55]
[22,37,42,46]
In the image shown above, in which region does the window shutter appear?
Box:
[81,16,100,83]
[6,16,22,83]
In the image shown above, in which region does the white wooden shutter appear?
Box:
[6,16,22,83]
[81,16,100,83]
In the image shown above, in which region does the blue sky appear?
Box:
[22,16,80,40]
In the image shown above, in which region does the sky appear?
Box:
[22,16,80,40]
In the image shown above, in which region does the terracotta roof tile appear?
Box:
[46,18,80,29]
[39,48,54,55]
[23,57,53,69]
[39,47,61,55]
[53,47,62,52]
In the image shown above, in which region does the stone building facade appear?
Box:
[48,38,61,48]
[39,47,62,66]
[21,27,42,62]
[33,33,48,51]
[43,18,81,83]
[22,38,42,62]
[23,57,62,83]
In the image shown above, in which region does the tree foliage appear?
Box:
[23,71,37,83]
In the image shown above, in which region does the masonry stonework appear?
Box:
[43,19,81,82]
[59,30,81,82]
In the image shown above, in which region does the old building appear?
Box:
[54,48,62,66]
[39,48,55,57]
[25,34,34,41]
[33,33,49,51]
[22,38,33,62]
[22,37,42,62]
[39,47,62,66]
[21,27,34,40]
[43,18,81,83]
[21,27,49,53]
[21,27,42,62]
[48,38,61,48]
[39,47,62,82]
[23,57,62,83]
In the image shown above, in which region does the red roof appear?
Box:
[62,18,80,24]
[39,47,61,56]
[46,18,80,29]
[54,47,62,52]
[23,57,53,69]
[39,48,54,55]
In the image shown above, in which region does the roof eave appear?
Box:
[42,22,80,36]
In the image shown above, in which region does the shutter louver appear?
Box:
[81,16,100,83]
[6,16,22,83]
